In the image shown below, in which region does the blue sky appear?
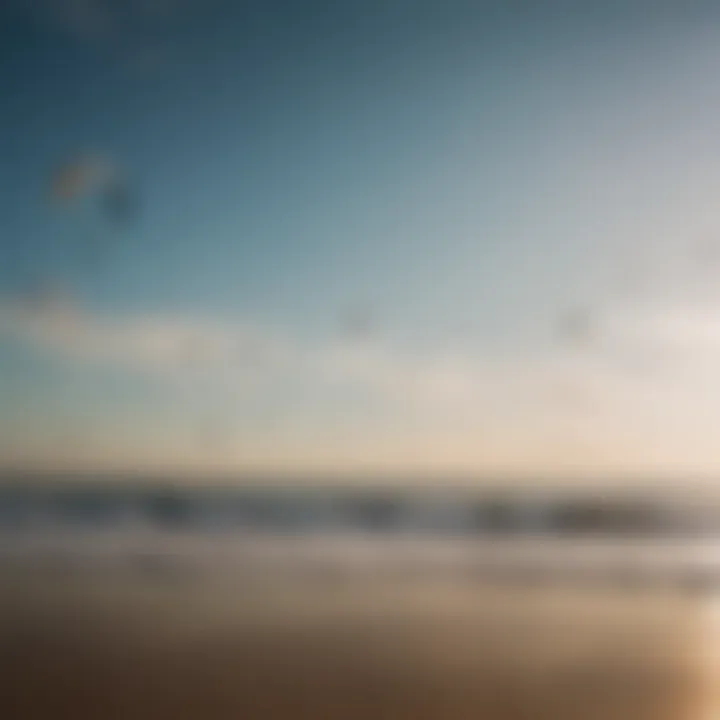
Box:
[4,1,720,478]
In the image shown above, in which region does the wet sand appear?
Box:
[0,574,710,720]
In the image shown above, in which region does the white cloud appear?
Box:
[0,291,291,380]
[614,301,720,351]
[587,298,720,381]
[0,291,582,417]
[7,292,720,475]
[0,294,621,454]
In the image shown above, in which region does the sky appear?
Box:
[4,1,720,480]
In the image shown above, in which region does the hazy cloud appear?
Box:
[0,291,574,410]
[3,292,720,428]
[6,294,720,473]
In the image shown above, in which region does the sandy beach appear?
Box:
[0,573,710,720]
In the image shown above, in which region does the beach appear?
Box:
[0,573,710,720]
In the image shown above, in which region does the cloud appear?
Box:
[3,290,717,387]
[615,301,720,351]
[0,291,291,387]
[0,290,644,435]
[7,291,720,475]
[8,290,720,478]
[0,289,579,408]
[587,299,720,380]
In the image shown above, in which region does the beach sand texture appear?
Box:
[0,575,712,720]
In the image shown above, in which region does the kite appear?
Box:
[49,155,112,205]
[46,153,139,271]
[48,153,139,224]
